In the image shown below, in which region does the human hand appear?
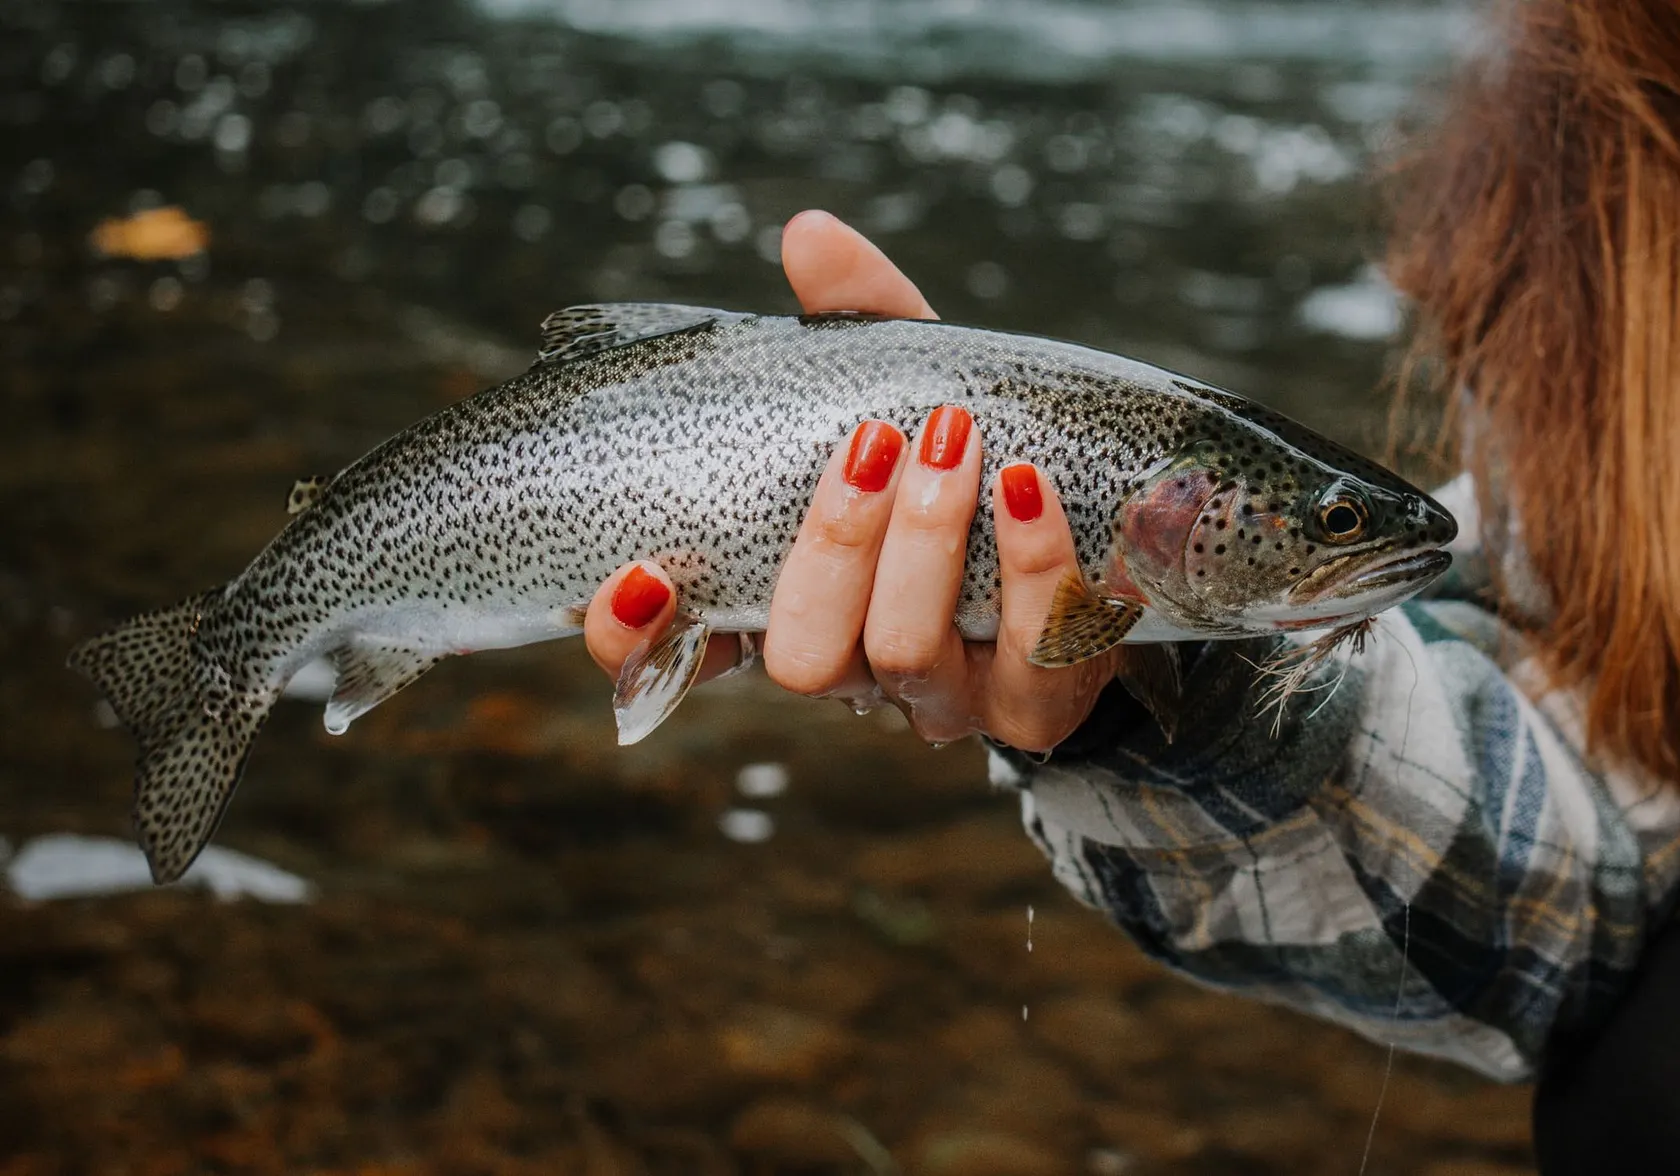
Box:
[582,210,1120,752]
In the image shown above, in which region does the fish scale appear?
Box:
[68,303,1456,884]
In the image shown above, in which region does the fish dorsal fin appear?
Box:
[1028,574,1142,668]
[286,475,333,515]
[535,303,747,365]
[323,641,440,735]
[613,613,711,745]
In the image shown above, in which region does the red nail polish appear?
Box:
[843,421,903,492]
[611,565,670,628]
[919,405,973,471]
[1001,464,1043,522]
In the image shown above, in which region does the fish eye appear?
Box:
[1317,495,1368,543]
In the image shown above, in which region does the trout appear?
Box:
[69,303,1457,882]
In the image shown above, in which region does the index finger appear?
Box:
[781,210,938,320]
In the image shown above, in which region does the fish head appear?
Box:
[1110,398,1457,635]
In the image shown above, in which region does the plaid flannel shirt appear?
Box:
[988,474,1680,1081]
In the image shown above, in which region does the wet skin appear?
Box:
[583,209,1122,754]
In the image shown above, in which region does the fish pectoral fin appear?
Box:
[613,614,710,746]
[1114,643,1185,743]
[535,303,750,365]
[323,642,440,735]
[1028,574,1143,668]
[286,475,334,515]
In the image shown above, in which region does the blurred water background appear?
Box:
[0,1,1537,1173]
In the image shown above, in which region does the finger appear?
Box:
[763,419,907,697]
[781,210,939,320]
[982,464,1119,752]
[583,561,738,684]
[864,405,982,742]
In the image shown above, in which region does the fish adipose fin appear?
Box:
[286,475,333,515]
[324,642,440,735]
[613,614,711,745]
[535,303,750,365]
[1114,644,1185,743]
[67,588,275,885]
[1028,574,1142,668]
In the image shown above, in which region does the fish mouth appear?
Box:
[1338,549,1453,596]
[1287,549,1453,608]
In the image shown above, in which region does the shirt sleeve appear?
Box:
[990,477,1680,1082]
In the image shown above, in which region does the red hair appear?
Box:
[1387,0,1680,776]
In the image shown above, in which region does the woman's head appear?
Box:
[1388,0,1680,777]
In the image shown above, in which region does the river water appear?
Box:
[0,1,1535,1173]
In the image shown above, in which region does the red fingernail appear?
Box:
[919,405,973,471]
[843,421,903,492]
[611,565,670,628]
[1001,464,1043,522]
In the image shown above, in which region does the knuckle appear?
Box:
[1007,546,1070,579]
[864,625,945,679]
[764,641,851,697]
[810,500,881,552]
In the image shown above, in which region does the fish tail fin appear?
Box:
[67,587,273,884]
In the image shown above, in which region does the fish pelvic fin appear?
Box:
[535,303,749,365]
[324,641,441,735]
[613,614,710,745]
[67,587,275,885]
[286,475,334,515]
[1028,574,1142,668]
[1114,643,1185,743]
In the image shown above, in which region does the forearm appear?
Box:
[992,601,1673,1081]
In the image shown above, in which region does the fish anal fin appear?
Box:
[324,642,439,735]
[1028,574,1142,668]
[1115,643,1185,743]
[286,475,334,515]
[613,614,710,745]
[535,303,748,365]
